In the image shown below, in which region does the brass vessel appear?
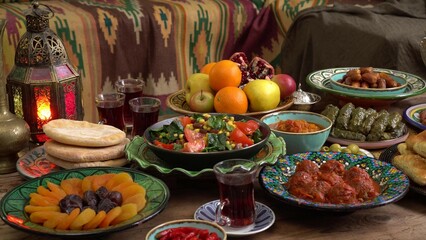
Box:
[0,20,30,174]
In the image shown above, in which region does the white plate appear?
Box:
[16,146,61,179]
[194,200,275,237]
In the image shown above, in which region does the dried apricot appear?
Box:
[70,208,96,230]
[24,205,60,214]
[99,206,122,228]
[29,193,58,206]
[83,211,107,230]
[111,203,137,225]
[37,186,62,202]
[30,211,64,224]
[56,208,80,230]
[105,172,133,191]
[122,193,146,211]
[81,176,96,192]
[60,178,83,197]
[43,212,67,229]
[120,183,146,201]
[46,181,67,199]
[91,174,115,191]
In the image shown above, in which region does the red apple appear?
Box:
[271,74,297,100]
[188,90,215,113]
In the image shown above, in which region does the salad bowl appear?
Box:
[143,113,271,171]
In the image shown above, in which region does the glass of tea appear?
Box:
[115,78,144,127]
[95,93,126,131]
[213,159,258,230]
[129,97,161,138]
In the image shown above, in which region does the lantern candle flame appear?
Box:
[36,96,51,121]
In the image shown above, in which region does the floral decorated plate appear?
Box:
[166,90,293,118]
[403,103,426,130]
[125,132,285,178]
[0,167,169,237]
[259,151,409,212]
[379,144,426,196]
[16,146,61,179]
[307,68,426,107]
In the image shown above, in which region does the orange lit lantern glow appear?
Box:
[6,2,83,143]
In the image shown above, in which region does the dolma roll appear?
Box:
[390,121,407,138]
[335,103,355,130]
[366,132,382,141]
[321,104,340,124]
[387,112,402,130]
[370,110,389,134]
[331,127,366,141]
[348,107,367,132]
[361,111,378,135]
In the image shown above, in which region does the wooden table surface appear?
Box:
[1,95,425,240]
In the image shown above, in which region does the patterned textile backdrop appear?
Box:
[0,0,329,122]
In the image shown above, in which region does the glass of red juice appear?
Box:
[129,97,161,138]
[95,93,126,131]
[115,78,144,128]
[213,159,258,230]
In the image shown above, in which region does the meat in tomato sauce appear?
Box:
[286,160,380,204]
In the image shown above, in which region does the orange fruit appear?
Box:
[209,60,242,91]
[200,62,216,74]
[214,86,248,114]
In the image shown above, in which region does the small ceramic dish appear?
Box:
[329,70,408,96]
[146,219,227,240]
[259,151,409,212]
[166,90,293,119]
[403,103,426,130]
[143,113,271,171]
[16,146,61,179]
[261,111,332,155]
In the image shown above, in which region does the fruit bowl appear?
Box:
[143,113,271,171]
[166,90,293,119]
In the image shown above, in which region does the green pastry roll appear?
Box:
[387,112,402,130]
[361,111,378,135]
[331,127,366,141]
[348,107,367,132]
[335,103,354,130]
[321,104,340,124]
[370,110,389,134]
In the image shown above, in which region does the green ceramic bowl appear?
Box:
[329,70,408,96]
[260,111,332,155]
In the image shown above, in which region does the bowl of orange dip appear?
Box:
[261,111,332,154]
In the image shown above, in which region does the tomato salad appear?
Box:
[148,114,263,152]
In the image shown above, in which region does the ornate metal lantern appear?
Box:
[6,2,83,143]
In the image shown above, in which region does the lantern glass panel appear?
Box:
[33,86,52,130]
[55,65,74,79]
[11,85,23,118]
[30,68,52,81]
[62,81,77,119]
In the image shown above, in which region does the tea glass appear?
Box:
[213,159,258,231]
[95,93,126,131]
[129,97,161,138]
[115,78,144,127]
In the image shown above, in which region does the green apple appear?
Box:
[185,73,213,103]
[243,80,280,112]
[188,90,215,113]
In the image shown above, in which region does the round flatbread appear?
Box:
[45,154,128,169]
[43,119,126,147]
[44,138,130,162]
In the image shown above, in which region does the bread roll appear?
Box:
[405,131,426,150]
[397,143,415,155]
[392,154,426,186]
[413,141,426,158]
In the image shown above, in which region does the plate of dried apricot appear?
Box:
[0,167,169,237]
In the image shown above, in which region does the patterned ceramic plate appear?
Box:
[125,132,285,178]
[0,167,169,237]
[259,151,409,211]
[403,103,426,130]
[327,130,409,150]
[307,68,426,106]
[16,146,61,179]
[166,90,293,118]
[379,144,426,196]
[194,200,275,237]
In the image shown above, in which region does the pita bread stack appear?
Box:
[42,119,130,169]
